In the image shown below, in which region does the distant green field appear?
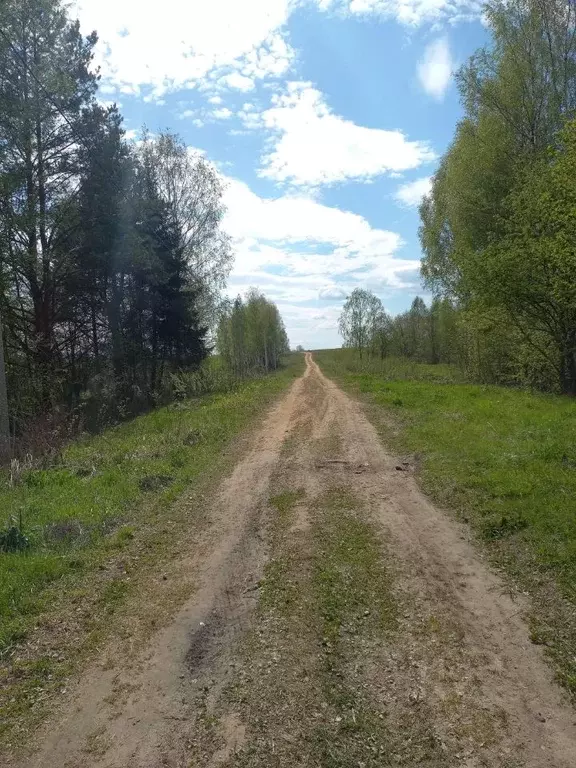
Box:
[0,354,304,667]
[315,348,576,697]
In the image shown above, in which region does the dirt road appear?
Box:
[14,353,576,767]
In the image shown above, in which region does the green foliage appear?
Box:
[170,357,240,399]
[419,0,576,395]
[315,348,464,384]
[0,0,232,437]
[216,290,290,376]
[338,288,388,359]
[482,119,576,393]
[0,514,29,553]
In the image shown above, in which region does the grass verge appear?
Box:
[0,354,304,750]
[315,348,576,698]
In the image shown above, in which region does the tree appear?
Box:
[0,0,230,433]
[422,0,576,302]
[73,104,131,384]
[0,0,100,404]
[338,289,383,359]
[481,118,576,393]
[419,0,576,392]
[139,131,233,330]
[370,310,393,360]
[216,291,289,377]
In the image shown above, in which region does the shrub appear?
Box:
[0,514,30,553]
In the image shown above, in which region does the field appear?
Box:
[0,354,304,741]
[314,348,576,696]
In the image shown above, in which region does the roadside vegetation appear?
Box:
[336,2,576,397]
[216,290,289,376]
[420,0,576,395]
[0,0,234,452]
[0,352,304,745]
[315,348,576,698]
[328,1,576,697]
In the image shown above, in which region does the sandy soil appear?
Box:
[12,353,576,768]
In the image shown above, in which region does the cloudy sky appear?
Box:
[74,0,488,349]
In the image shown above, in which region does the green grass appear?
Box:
[313,347,466,384]
[315,348,576,697]
[312,488,397,653]
[0,354,304,659]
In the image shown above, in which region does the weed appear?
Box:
[114,525,135,546]
[138,474,174,492]
[43,519,85,546]
[269,489,305,518]
[0,513,29,553]
[9,454,33,487]
[482,514,529,540]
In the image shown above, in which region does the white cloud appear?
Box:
[221,177,422,346]
[218,72,255,91]
[417,38,453,99]
[223,178,418,293]
[179,104,234,122]
[395,176,432,207]
[257,82,435,186]
[208,95,223,105]
[238,33,294,79]
[73,0,295,98]
[74,0,478,101]
[237,102,261,129]
[224,177,402,252]
[334,0,482,26]
[319,285,347,300]
[213,107,234,120]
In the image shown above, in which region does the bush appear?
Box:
[170,360,240,399]
[0,514,30,553]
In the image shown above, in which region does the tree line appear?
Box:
[419,0,576,394]
[338,289,454,366]
[0,0,239,438]
[338,288,513,382]
[216,290,289,377]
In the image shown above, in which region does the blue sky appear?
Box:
[74,0,489,348]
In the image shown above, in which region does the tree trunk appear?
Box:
[560,337,576,395]
[91,303,100,361]
[0,318,11,456]
[108,279,124,379]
